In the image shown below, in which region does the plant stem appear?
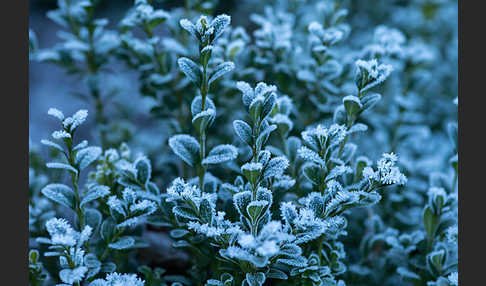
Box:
[197,55,209,189]
[100,227,125,261]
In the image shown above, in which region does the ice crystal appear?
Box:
[90,273,145,286]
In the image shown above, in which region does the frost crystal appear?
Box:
[166,178,200,202]
[241,162,263,172]
[375,153,407,185]
[256,240,279,256]
[45,218,78,246]
[446,225,458,243]
[90,272,145,286]
[448,272,458,286]
[355,59,393,92]
[239,234,256,248]
[52,130,71,140]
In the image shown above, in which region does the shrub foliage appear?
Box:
[29,0,457,285]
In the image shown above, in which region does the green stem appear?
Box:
[198,131,206,190]
[337,135,348,158]
[100,227,125,261]
[197,56,209,189]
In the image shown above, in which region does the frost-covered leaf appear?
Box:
[397,267,420,280]
[91,272,145,286]
[236,81,255,107]
[234,191,252,218]
[48,108,64,121]
[256,124,277,150]
[178,57,202,87]
[191,95,216,117]
[247,200,268,221]
[173,206,199,220]
[208,62,235,87]
[245,272,266,286]
[199,198,214,223]
[202,144,238,165]
[233,120,253,145]
[271,114,293,137]
[108,236,135,250]
[210,14,231,41]
[348,123,368,134]
[355,59,393,92]
[263,156,289,179]
[261,93,276,119]
[46,162,78,175]
[192,109,215,135]
[361,92,382,111]
[41,184,75,209]
[343,95,362,117]
[241,163,263,185]
[302,163,325,185]
[40,139,63,152]
[81,185,110,207]
[298,146,325,166]
[75,146,102,170]
[266,268,288,280]
[60,266,88,284]
[169,134,200,166]
[180,18,199,40]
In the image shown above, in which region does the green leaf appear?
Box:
[135,156,152,185]
[100,217,116,241]
[266,268,288,280]
[84,208,102,231]
[423,206,439,239]
[170,229,190,238]
[249,97,264,123]
[246,200,268,222]
[200,45,213,67]
[261,93,276,119]
[343,95,362,118]
[100,262,116,273]
[199,198,213,223]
